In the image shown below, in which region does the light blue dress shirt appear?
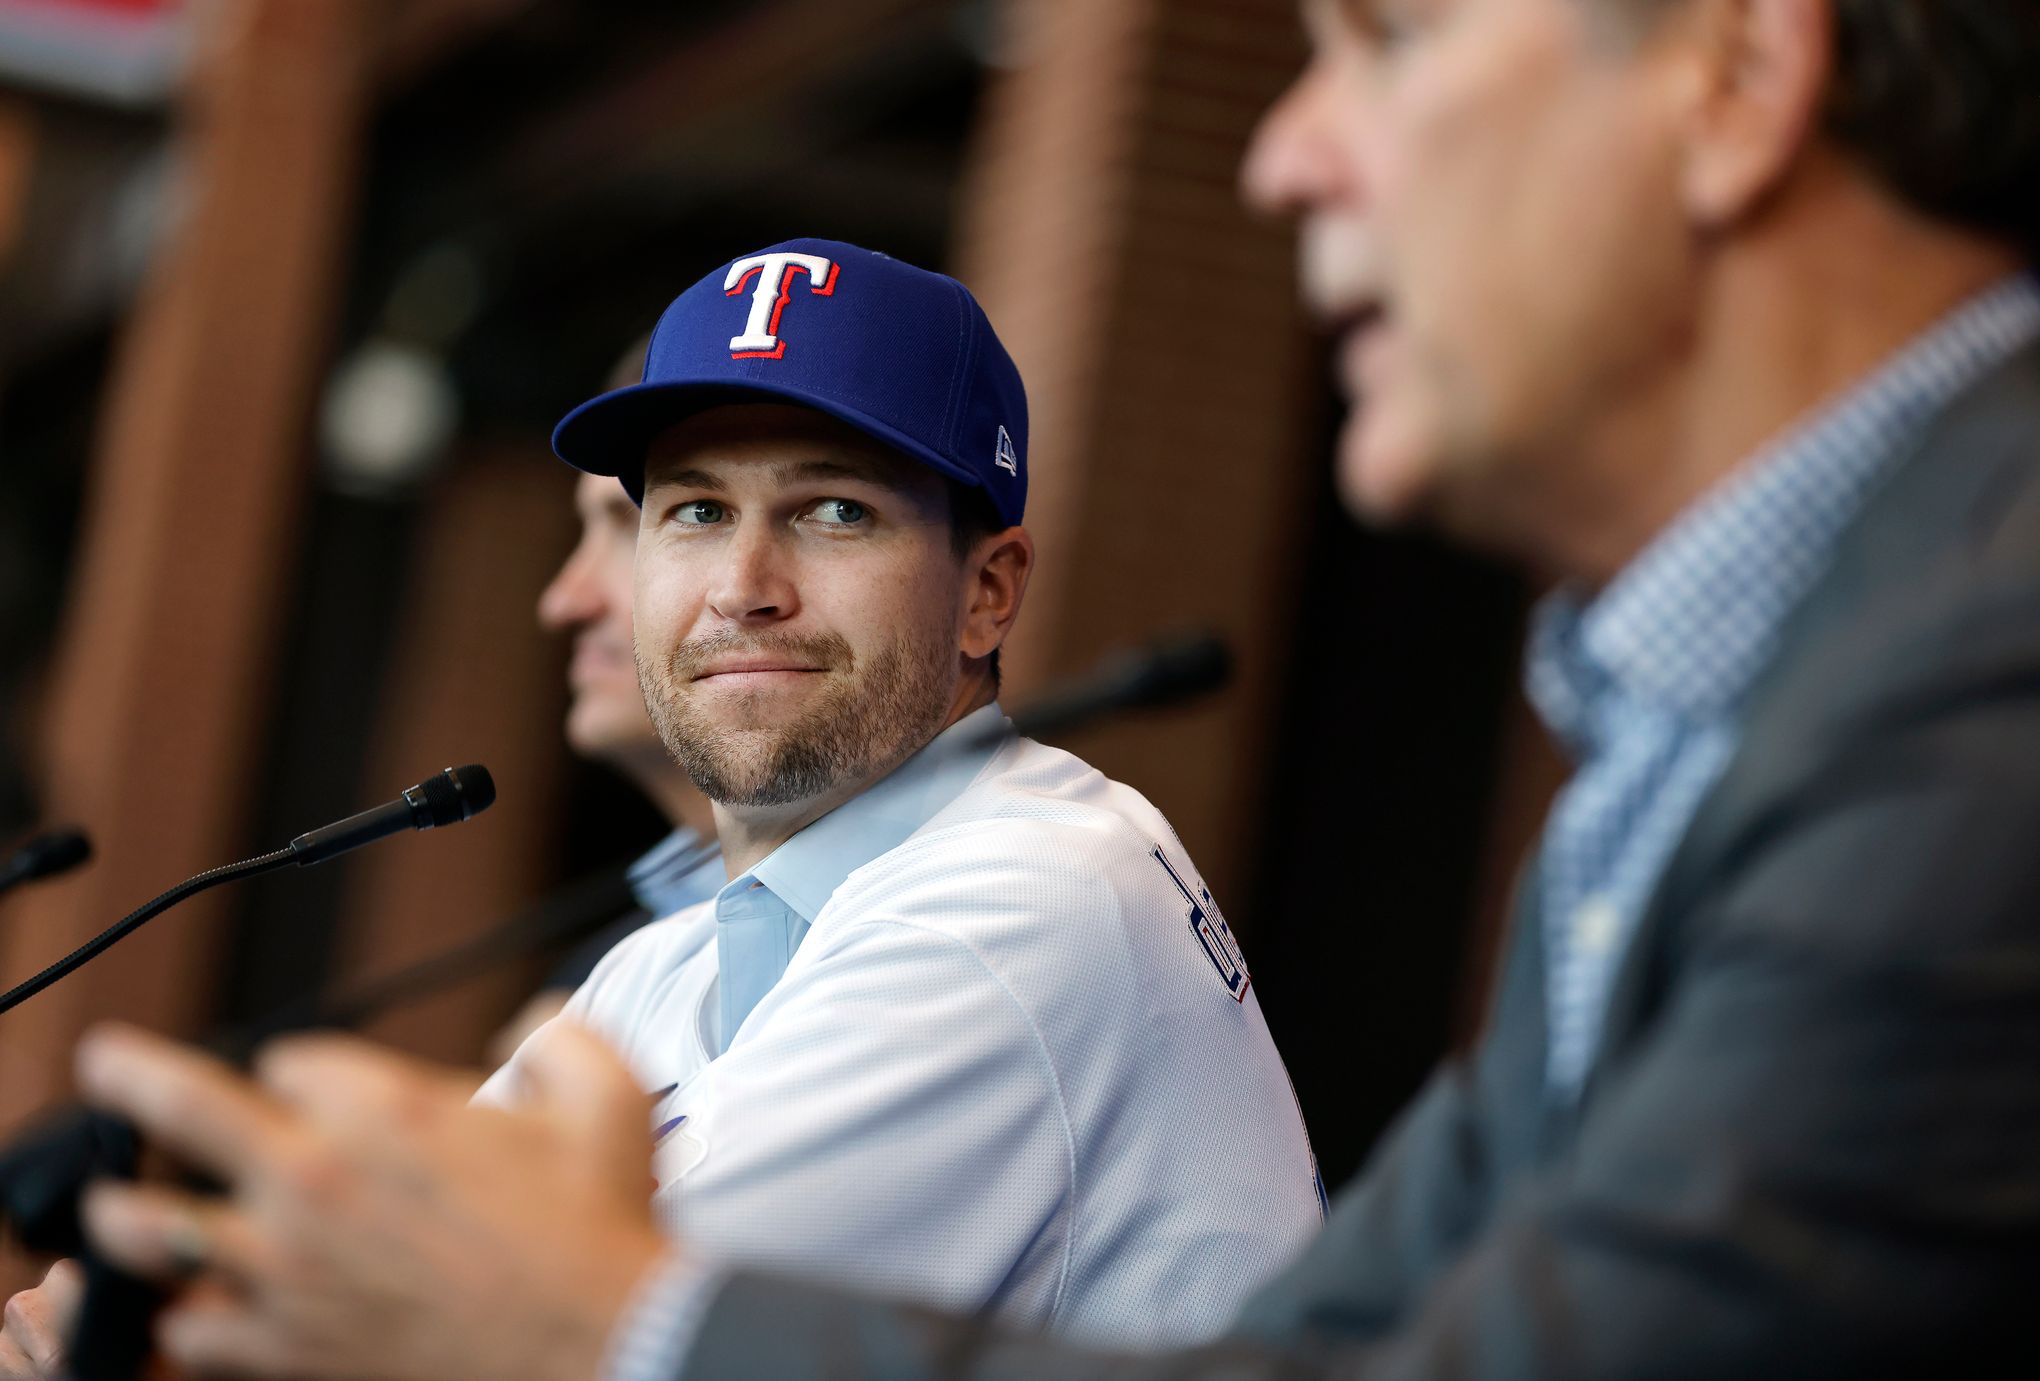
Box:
[624,828,723,919]
[1526,274,2040,1095]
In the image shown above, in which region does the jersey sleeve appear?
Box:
[472,916,691,1108]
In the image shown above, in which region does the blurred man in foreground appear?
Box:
[37,0,2040,1376]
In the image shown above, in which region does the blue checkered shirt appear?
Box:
[1527,274,2040,1096]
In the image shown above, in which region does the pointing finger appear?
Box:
[74,1024,298,1186]
[254,1031,483,1138]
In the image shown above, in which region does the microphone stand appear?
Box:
[219,863,650,1056]
[0,849,296,1017]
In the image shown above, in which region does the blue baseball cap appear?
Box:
[553,238,1028,526]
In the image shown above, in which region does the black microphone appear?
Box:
[0,765,496,1018]
[1007,631,1233,741]
[0,828,93,898]
[288,763,496,867]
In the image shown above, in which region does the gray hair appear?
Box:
[1613,0,2040,251]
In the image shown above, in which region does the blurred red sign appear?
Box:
[0,0,183,104]
[0,0,174,16]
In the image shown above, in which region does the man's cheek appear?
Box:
[636,576,700,642]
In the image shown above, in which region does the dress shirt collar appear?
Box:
[1529,274,2040,754]
[625,826,723,918]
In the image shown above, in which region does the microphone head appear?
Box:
[1006,631,1233,742]
[6,828,93,883]
[448,763,496,818]
[1125,632,1231,707]
[414,764,495,826]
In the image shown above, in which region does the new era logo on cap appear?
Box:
[552,237,1030,528]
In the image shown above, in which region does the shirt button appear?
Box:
[1573,896,1621,954]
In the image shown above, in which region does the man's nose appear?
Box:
[1240,63,1343,218]
[705,521,799,624]
[537,547,604,631]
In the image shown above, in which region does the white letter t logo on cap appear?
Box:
[723,252,839,359]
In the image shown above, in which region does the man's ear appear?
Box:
[961,527,1034,662]
[1673,0,1834,228]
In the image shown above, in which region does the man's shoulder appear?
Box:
[1660,350,2040,953]
[887,735,1189,890]
[1742,342,2040,738]
[819,737,1221,961]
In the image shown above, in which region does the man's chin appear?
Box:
[1333,409,1440,529]
[676,737,838,811]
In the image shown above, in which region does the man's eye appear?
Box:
[673,500,725,525]
[1345,0,1424,50]
[808,498,868,526]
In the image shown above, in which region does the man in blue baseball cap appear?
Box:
[2,239,1324,1374]
[466,239,1327,1346]
[2,240,1327,1375]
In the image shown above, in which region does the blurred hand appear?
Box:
[0,1259,79,1379]
[488,989,572,1068]
[74,1020,670,1381]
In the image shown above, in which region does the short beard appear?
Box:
[638,625,957,809]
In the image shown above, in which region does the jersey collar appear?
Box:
[734,701,1012,925]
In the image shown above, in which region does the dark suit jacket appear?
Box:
[680,340,2040,1378]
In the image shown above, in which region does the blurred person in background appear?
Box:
[492,340,725,1060]
[21,0,2040,1377]
[489,463,723,1062]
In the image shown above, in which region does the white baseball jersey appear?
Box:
[481,704,1324,1348]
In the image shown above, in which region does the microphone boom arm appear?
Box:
[0,848,296,1017]
[0,765,494,1018]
